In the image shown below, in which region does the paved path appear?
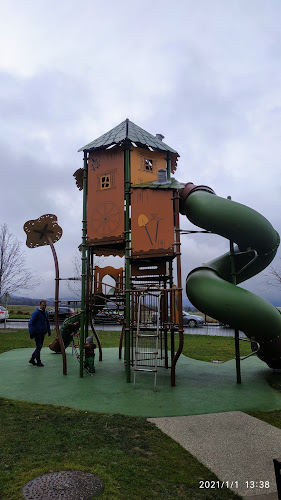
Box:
[148,412,281,498]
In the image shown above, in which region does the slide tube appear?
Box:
[49,313,81,352]
[49,312,102,361]
[179,183,281,368]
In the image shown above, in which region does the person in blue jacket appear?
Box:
[28,300,51,367]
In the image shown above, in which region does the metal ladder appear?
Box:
[133,291,161,389]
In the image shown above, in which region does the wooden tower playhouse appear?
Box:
[74,119,185,386]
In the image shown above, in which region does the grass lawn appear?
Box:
[4,304,37,319]
[85,329,254,363]
[0,328,280,499]
[4,303,81,319]
[0,398,243,500]
[248,409,281,429]
[0,328,253,362]
[181,334,252,362]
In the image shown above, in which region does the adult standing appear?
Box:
[28,300,51,367]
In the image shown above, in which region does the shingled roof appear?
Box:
[78,118,178,155]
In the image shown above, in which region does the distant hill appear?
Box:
[0,296,52,306]
[0,295,80,306]
[2,295,195,310]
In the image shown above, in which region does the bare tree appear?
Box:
[66,251,82,298]
[263,260,281,289]
[66,251,105,298]
[0,223,40,298]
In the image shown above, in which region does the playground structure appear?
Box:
[45,118,281,383]
[71,119,186,385]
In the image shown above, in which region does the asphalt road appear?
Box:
[2,320,244,337]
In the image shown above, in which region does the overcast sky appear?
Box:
[1,0,281,306]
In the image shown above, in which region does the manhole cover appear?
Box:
[22,470,103,499]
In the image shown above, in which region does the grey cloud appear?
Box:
[0,70,92,124]
[1,0,281,304]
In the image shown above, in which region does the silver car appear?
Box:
[151,310,204,327]
[0,306,9,321]
[182,311,204,327]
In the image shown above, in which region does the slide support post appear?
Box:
[228,196,241,384]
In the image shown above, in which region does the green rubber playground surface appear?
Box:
[1,347,281,417]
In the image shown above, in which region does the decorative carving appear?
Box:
[94,265,124,294]
[73,168,83,190]
[137,151,157,172]
[90,157,101,171]
[97,168,117,191]
[91,202,121,237]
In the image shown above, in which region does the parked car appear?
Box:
[0,306,9,321]
[93,309,124,324]
[48,306,75,322]
[103,301,124,312]
[182,311,204,327]
[151,310,204,327]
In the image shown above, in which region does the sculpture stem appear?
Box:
[47,236,67,375]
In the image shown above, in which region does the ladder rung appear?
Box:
[138,325,159,330]
[137,333,159,338]
[134,368,157,372]
[136,350,158,355]
[134,292,160,388]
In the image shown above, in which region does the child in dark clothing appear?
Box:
[84,336,96,373]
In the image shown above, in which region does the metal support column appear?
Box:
[80,150,88,377]
[85,245,90,339]
[171,190,184,386]
[228,196,241,384]
[124,138,131,382]
[166,151,171,180]
[47,236,67,375]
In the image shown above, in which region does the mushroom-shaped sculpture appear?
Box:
[24,214,63,248]
[23,214,67,375]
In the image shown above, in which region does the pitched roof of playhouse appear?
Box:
[78,118,179,155]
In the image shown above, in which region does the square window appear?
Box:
[101,175,111,190]
[145,159,153,171]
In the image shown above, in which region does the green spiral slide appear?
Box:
[179,183,281,369]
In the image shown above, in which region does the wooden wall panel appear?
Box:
[131,188,174,256]
[130,147,166,185]
[87,150,124,241]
